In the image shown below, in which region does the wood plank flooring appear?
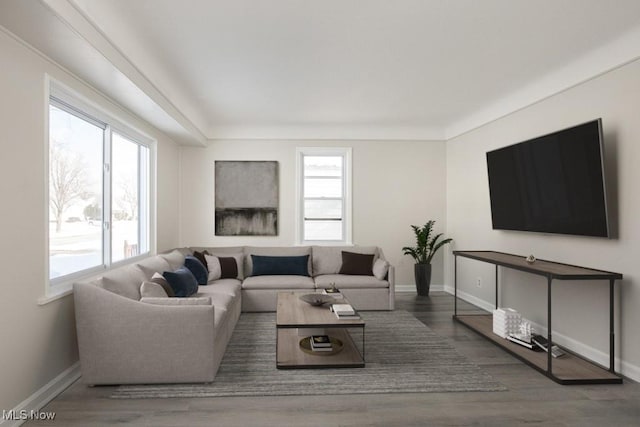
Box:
[27,292,640,426]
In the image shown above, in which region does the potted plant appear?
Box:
[402,220,452,296]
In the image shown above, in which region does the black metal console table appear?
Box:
[453,250,623,385]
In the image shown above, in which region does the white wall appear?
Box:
[0,29,181,412]
[446,58,640,379]
[179,139,447,287]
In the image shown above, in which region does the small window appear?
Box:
[297,148,352,244]
[48,83,152,292]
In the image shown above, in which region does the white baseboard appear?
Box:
[395,284,444,293]
[443,285,495,311]
[1,363,80,427]
[443,286,640,382]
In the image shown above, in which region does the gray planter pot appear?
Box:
[414,263,432,296]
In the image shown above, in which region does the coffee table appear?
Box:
[276,291,365,369]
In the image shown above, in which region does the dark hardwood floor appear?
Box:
[29,292,640,426]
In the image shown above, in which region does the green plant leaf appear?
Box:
[402,220,452,265]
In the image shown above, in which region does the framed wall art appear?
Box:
[214,161,278,236]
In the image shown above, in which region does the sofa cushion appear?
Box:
[100,266,147,300]
[251,255,310,276]
[245,246,311,276]
[139,296,212,306]
[184,255,209,285]
[135,257,171,279]
[199,280,242,297]
[140,281,169,298]
[242,275,315,290]
[339,251,374,276]
[312,246,378,276]
[314,274,389,289]
[163,267,199,297]
[373,258,389,280]
[151,272,176,297]
[193,246,244,255]
[207,292,235,311]
[161,249,187,270]
[206,252,244,279]
[205,254,241,281]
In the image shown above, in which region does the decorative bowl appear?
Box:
[299,293,336,306]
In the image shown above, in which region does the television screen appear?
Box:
[486,119,609,237]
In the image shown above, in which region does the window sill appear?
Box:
[41,252,152,305]
[38,288,73,305]
[299,241,354,246]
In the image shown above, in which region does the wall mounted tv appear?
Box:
[486,119,609,238]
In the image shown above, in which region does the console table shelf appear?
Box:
[453,250,623,385]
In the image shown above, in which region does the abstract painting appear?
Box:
[215,161,278,236]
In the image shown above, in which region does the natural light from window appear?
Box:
[48,104,103,280]
[48,89,152,288]
[111,133,145,262]
[303,155,344,240]
[298,148,351,244]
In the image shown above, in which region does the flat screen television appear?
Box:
[486,119,609,238]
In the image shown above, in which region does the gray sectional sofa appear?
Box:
[73,245,394,385]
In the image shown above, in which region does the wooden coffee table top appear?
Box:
[276,291,365,328]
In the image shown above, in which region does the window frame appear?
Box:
[45,79,155,300]
[296,147,352,245]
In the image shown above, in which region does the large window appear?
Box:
[48,87,151,291]
[297,147,352,244]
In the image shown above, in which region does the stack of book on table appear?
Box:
[531,334,566,358]
[310,335,332,352]
[330,303,359,319]
[507,332,539,350]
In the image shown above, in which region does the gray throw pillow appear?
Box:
[372,258,389,280]
[140,281,169,298]
[151,272,176,297]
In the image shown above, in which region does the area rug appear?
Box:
[111,310,505,399]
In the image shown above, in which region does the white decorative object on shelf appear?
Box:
[492,308,521,338]
[509,320,536,343]
[520,320,534,338]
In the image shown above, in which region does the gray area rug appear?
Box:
[111,310,505,398]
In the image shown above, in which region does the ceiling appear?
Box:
[2,1,640,143]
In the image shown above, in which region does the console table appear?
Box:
[453,250,623,385]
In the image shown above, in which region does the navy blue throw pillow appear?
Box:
[184,255,209,285]
[251,255,310,276]
[163,267,199,297]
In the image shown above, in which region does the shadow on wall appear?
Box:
[602,129,619,239]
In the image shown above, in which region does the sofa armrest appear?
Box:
[140,296,212,305]
[387,264,396,310]
[74,283,215,384]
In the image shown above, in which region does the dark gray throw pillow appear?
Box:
[192,250,210,272]
[163,267,199,297]
[251,255,310,276]
[339,251,374,276]
[219,257,239,279]
[184,255,209,285]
